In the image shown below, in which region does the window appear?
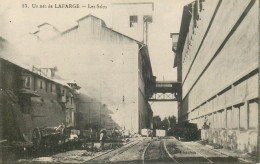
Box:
[25,76,31,88]
[216,112,221,128]
[40,80,43,89]
[52,84,56,92]
[130,15,138,27]
[46,82,48,92]
[227,108,232,129]
[210,113,214,128]
[213,112,218,129]
[238,104,247,130]
[232,107,239,129]
[249,100,258,129]
[220,110,226,129]
[208,114,212,128]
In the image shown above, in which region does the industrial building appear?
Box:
[30,14,155,134]
[0,57,80,144]
[111,2,154,44]
[173,0,258,154]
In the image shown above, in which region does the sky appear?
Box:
[0,0,194,119]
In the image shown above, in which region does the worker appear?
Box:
[100,130,106,150]
[90,128,94,150]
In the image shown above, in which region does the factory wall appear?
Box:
[43,15,153,134]
[138,47,154,133]
[178,0,258,154]
[111,3,153,42]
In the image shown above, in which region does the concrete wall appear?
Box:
[138,89,153,132]
[138,47,153,133]
[178,0,258,154]
[77,94,121,131]
[1,15,154,135]
[44,15,153,134]
[111,3,153,42]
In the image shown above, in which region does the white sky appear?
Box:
[0,0,193,119]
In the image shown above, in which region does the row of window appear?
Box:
[23,76,57,93]
[190,99,258,130]
[129,15,152,27]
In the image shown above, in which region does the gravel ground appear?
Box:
[17,137,248,163]
[165,138,241,163]
[89,137,146,163]
[144,139,172,162]
[18,142,128,163]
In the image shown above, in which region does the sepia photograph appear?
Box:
[0,0,259,163]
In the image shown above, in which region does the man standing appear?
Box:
[100,129,106,150]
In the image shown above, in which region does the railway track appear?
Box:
[163,138,240,163]
[164,138,214,163]
[89,138,216,163]
[16,137,242,163]
[143,139,176,163]
[142,140,152,163]
[180,143,214,163]
[87,138,145,163]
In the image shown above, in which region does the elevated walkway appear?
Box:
[148,81,181,102]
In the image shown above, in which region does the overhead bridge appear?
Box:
[149,81,181,102]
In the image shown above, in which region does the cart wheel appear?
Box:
[32,127,42,147]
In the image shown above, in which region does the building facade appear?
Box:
[174,0,258,154]
[111,2,153,44]
[31,15,155,134]
[0,58,80,143]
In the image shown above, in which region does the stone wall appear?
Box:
[201,129,257,154]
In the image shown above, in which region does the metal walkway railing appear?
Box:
[149,81,181,102]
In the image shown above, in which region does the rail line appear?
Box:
[87,139,143,162]
[143,139,179,163]
[163,140,180,163]
[142,139,152,163]
[89,137,228,163]
[164,138,216,163]
[182,143,214,163]
[182,142,245,163]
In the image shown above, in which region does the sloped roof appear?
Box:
[37,22,60,32]
[0,58,78,90]
[61,14,145,46]
[77,14,107,27]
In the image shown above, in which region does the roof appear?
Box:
[60,25,78,35]
[0,57,77,90]
[77,14,106,26]
[37,22,50,28]
[51,79,72,89]
[60,14,145,46]
[0,36,7,43]
[37,22,60,32]
[0,36,8,49]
